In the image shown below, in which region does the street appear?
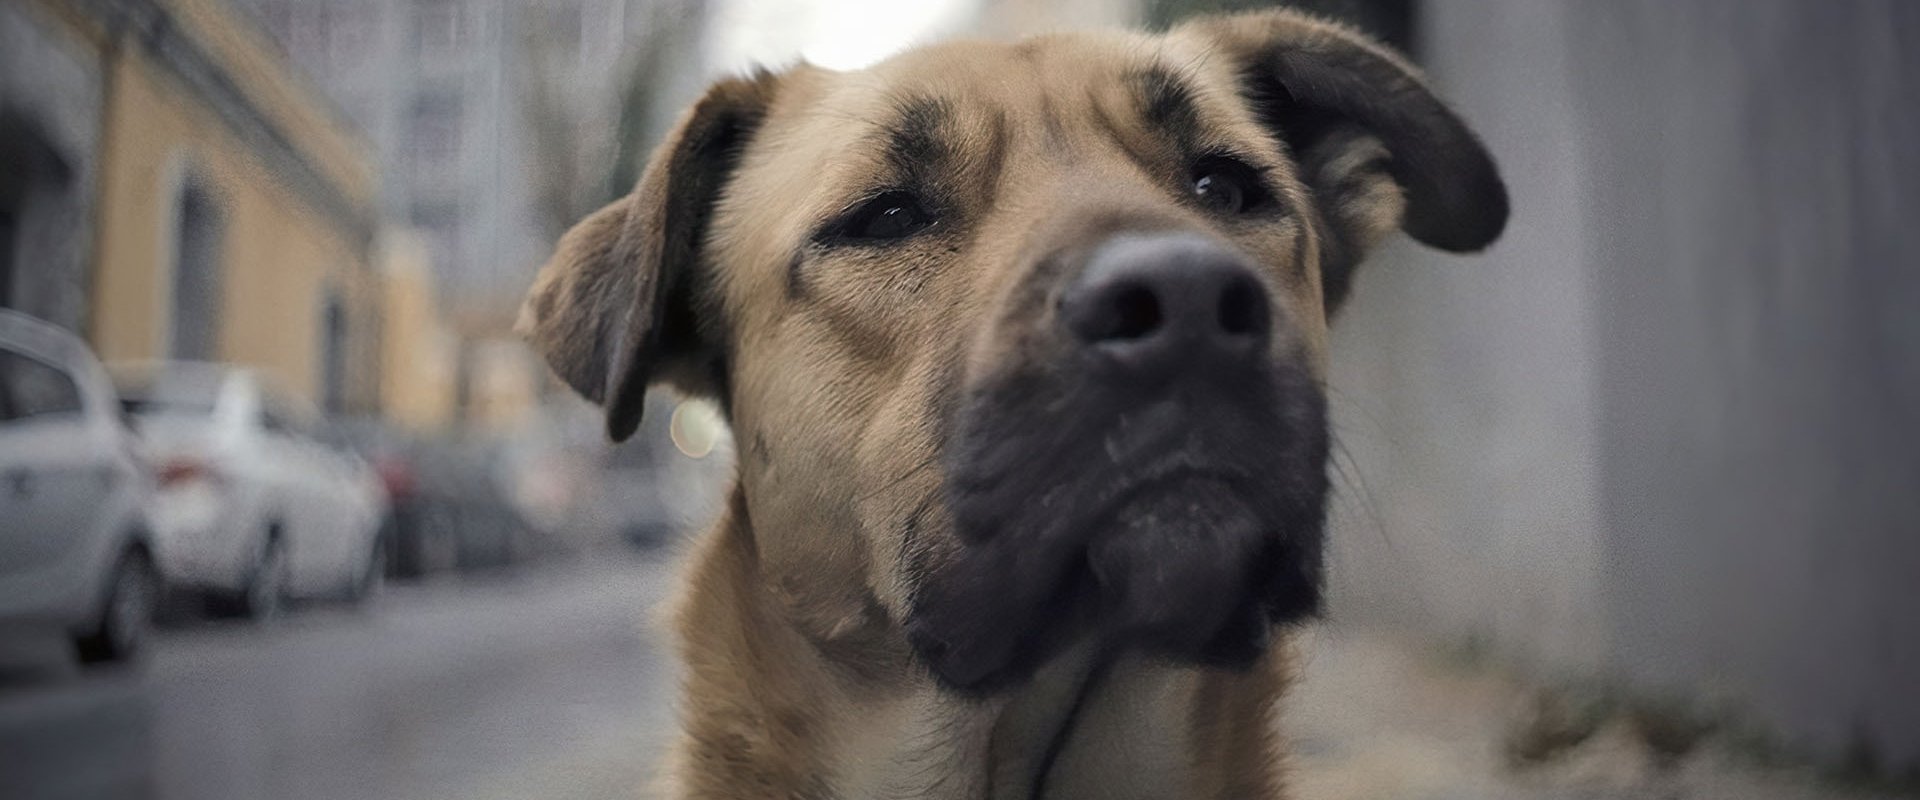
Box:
[0,554,681,800]
[4,0,1914,795]
[0,551,1892,800]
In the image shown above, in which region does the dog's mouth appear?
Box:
[910,383,1329,693]
[1087,473,1275,643]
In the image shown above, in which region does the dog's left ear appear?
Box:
[1176,10,1508,308]
[519,70,784,441]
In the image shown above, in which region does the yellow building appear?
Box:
[376,228,457,431]
[444,303,543,433]
[3,0,383,412]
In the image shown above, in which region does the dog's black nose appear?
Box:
[1060,233,1271,375]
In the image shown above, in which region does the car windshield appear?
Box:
[115,369,225,418]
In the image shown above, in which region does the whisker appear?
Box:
[861,452,941,503]
[1328,428,1394,555]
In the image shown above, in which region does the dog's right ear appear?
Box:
[1175,10,1507,311]
[519,70,783,442]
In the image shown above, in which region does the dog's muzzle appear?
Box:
[912,231,1330,693]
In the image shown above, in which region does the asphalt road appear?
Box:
[0,553,681,800]
[2,551,1883,800]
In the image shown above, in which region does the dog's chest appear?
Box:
[833,654,1194,800]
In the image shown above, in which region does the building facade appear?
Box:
[239,0,697,315]
[2,0,384,411]
[0,0,105,336]
[376,226,457,429]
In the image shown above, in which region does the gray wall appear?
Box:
[1326,0,1920,767]
[0,2,102,334]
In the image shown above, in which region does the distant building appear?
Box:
[376,227,458,429]
[1,0,385,412]
[239,0,703,317]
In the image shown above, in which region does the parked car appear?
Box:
[587,393,732,549]
[429,435,537,571]
[327,418,538,578]
[0,311,157,663]
[325,418,442,579]
[111,363,388,618]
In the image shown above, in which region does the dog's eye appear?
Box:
[832,191,936,243]
[1191,158,1271,216]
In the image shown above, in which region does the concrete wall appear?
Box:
[1326,0,1920,767]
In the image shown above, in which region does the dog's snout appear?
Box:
[1060,233,1272,374]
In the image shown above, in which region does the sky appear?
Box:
[704,0,982,73]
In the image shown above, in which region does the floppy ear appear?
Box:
[1177,10,1509,308]
[518,70,782,441]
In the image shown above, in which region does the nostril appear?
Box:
[1217,278,1268,338]
[1064,234,1272,353]
[1102,283,1163,342]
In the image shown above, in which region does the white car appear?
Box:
[0,311,157,662]
[112,363,389,618]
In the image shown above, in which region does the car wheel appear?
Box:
[347,540,385,603]
[75,549,159,664]
[240,536,289,621]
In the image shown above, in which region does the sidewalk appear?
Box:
[1284,627,1908,800]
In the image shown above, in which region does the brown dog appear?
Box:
[520,9,1505,798]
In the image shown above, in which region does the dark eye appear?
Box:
[1191,157,1271,216]
[832,190,936,243]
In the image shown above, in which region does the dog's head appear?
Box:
[521,10,1505,692]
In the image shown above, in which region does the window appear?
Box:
[170,180,224,361]
[407,91,463,173]
[410,201,463,269]
[0,350,82,423]
[409,201,460,235]
[413,0,466,56]
[542,2,583,52]
[327,1,376,67]
[320,292,349,414]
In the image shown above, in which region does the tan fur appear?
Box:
[521,10,1503,799]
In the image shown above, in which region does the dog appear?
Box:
[520,9,1506,798]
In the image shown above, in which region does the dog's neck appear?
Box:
[663,493,1218,799]
[832,640,1206,800]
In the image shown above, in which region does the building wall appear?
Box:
[165,0,375,207]
[0,1,103,333]
[89,49,357,405]
[377,228,456,430]
[463,336,539,432]
[239,0,698,426]
[1327,0,1920,767]
[16,0,386,411]
[242,0,672,310]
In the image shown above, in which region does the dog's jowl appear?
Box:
[521,9,1506,799]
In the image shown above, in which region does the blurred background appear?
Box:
[0,0,1913,798]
